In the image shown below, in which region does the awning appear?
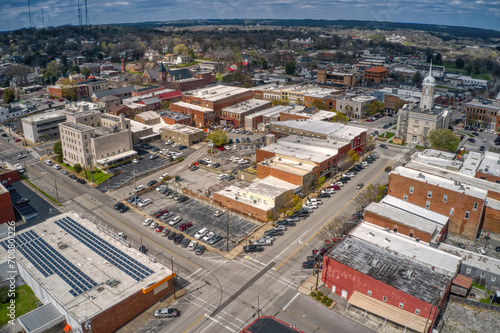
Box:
[96,150,137,165]
[139,133,161,140]
[348,291,429,333]
[18,303,66,333]
[453,274,473,289]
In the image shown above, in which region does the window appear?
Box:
[403,194,408,201]
[399,302,404,309]
[450,207,454,215]
[415,309,420,315]
[492,276,496,282]
[473,202,478,210]
[443,195,447,202]
[367,290,372,296]
[243,193,247,198]
[465,211,470,219]
[466,268,472,274]
[382,296,387,302]
[394,228,398,232]
[258,198,262,203]
[480,272,485,278]
[427,191,432,198]
[426,201,430,209]
[409,186,414,194]
[409,232,414,238]
[263,200,268,205]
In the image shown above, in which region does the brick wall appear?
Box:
[213,192,269,222]
[0,191,15,224]
[0,170,21,184]
[255,149,276,163]
[482,205,500,234]
[475,171,500,186]
[82,276,174,333]
[279,113,309,121]
[256,164,304,186]
[322,255,438,332]
[388,173,483,239]
[169,104,210,128]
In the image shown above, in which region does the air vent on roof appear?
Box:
[57,242,68,250]
[384,237,391,243]
[106,278,119,288]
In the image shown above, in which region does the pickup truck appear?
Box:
[253,238,273,246]
[243,245,264,253]
[264,229,284,237]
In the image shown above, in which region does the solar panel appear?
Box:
[0,230,96,297]
[55,217,154,281]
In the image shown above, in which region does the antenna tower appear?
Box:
[42,5,45,28]
[85,0,89,25]
[28,0,33,28]
[78,0,83,26]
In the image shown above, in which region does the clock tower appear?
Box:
[420,62,435,112]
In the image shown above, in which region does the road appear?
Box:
[15,140,409,333]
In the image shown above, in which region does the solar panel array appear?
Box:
[0,230,97,297]
[55,216,154,281]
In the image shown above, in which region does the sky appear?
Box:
[1,0,499,32]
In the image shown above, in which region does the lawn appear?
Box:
[172,61,200,68]
[443,62,491,80]
[84,169,112,185]
[0,285,39,326]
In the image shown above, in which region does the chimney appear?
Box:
[121,58,125,72]
[120,113,126,130]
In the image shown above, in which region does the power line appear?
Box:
[85,0,89,25]
[78,0,83,26]
[28,0,32,28]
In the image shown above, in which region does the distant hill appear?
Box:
[120,19,500,41]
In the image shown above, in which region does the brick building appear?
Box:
[220,99,272,128]
[363,195,449,247]
[160,124,204,147]
[156,64,215,92]
[336,95,377,120]
[107,104,134,118]
[363,66,389,84]
[243,105,291,131]
[13,212,174,333]
[388,166,487,239]
[465,99,500,132]
[170,101,214,128]
[158,110,192,126]
[316,70,356,86]
[269,120,367,155]
[0,182,15,224]
[322,222,460,333]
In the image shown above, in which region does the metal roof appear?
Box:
[17,303,65,333]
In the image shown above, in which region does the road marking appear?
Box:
[269,229,309,266]
[204,314,236,332]
[282,292,301,311]
[185,268,201,280]
[274,161,391,271]
[184,295,245,324]
[283,309,329,333]
[182,313,205,333]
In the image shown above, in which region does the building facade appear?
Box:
[22,111,67,143]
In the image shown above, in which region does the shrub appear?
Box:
[310,291,317,297]
[321,296,328,303]
[317,291,323,297]
[73,163,82,173]
[315,295,321,301]
[326,299,333,306]
[56,154,63,163]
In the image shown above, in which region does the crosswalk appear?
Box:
[463,144,480,151]
[377,148,411,163]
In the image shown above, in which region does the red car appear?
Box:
[50,96,55,99]
[14,138,21,142]
[155,226,164,232]
[329,185,341,191]
[365,118,373,122]
[218,146,225,151]
[154,209,168,218]
[179,222,192,232]
[58,98,64,102]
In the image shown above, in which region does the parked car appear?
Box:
[77,179,86,184]
[265,229,284,237]
[137,198,151,208]
[143,218,153,226]
[168,216,182,226]
[179,222,193,232]
[119,206,129,213]
[243,245,264,253]
[168,232,177,241]
[147,180,158,187]
[379,144,388,149]
[188,241,198,251]
[207,234,223,245]
[134,185,145,193]
[161,229,170,237]
[15,198,30,206]
[195,245,206,255]
[195,228,208,239]
[318,193,331,198]
[153,308,179,318]
[302,261,315,269]
[150,222,158,229]
[114,202,125,210]
[477,248,486,255]
[190,165,199,171]
[214,210,224,217]
[173,233,184,245]
[156,226,164,233]
[253,238,273,246]
[356,183,364,190]
[180,238,191,248]
[202,231,215,242]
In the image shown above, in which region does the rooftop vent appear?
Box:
[57,242,68,250]
[106,278,119,288]
[384,237,391,243]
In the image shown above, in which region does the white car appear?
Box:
[45,160,54,166]
[477,248,486,255]
[334,182,344,187]
[159,173,169,180]
[233,145,237,150]
[224,145,230,150]
[307,198,322,205]
[143,218,153,226]
[172,143,180,148]
[194,228,208,240]
[165,140,174,145]
[202,231,214,242]
[132,159,139,164]
[134,185,145,193]
[214,210,224,217]
[218,174,229,180]
[188,241,198,251]
[156,185,167,191]
[149,222,158,229]
[203,158,212,164]
[137,198,151,208]
[303,203,318,209]
[238,159,248,164]
[168,216,182,226]
[53,164,61,170]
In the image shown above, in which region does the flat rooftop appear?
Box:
[216,185,272,210]
[351,222,460,274]
[164,123,203,135]
[272,120,367,140]
[245,176,296,198]
[172,101,213,113]
[245,105,293,120]
[260,136,343,163]
[158,110,191,121]
[261,158,315,176]
[410,149,462,171]
[478,151,500,177]
[439,243,500,275]
[189,85,250,102]
[461,152,482,176]
[392,166,488,200]
[130,120,153,132]
[222,99,271,114]
[22,111,66,123]
[0,212,171,323]
[60,122,93,132]
[328,234,454,305]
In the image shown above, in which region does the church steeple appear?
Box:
[420,61,436,111]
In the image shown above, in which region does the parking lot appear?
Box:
[135,188,259,251]
[96,144,196,193]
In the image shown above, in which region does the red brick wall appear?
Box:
[161,116,192,126]
[48,86,63,98]
[279,113,309,121]
[363,211,433,243]
[388,173,483,239]
[256,164,304,186]
[475,171,500,186]
[256,149,276,163]
[322,255,438,332]
[0,190,15,224]
[169,104,210,128]
[82,277,174,333]
[0,170,20,184]
[213,193,269,222]
[482,205,500,234]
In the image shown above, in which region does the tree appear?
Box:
[3,89,15,103]
[354,183,388,207]
[285,60,296,75]
[81,67,91,79]
[0,286,11,303]
[74,163,83,173]
[455,58,465,69]
[426,54,433,63]
[207,129,228,147]
[312,99,327,110]
[428,129,460,152]
[59,78,77,101]
[188,49,196,61]
[465,63,473,75]
[366,100,384,115]
[173,44,188,56]
[53,141,62,155]
[348,150,359,163]
[412,71,422,84]
[331,112,348,123]
[314,176,326,190]
[394,100,405,113]
[70,65,80,74]
[435,53,442,65]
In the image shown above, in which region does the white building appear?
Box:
[21,111,67,143]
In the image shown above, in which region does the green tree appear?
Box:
[70,65,80,74]
[74,163,83,173]
[81,67,92,79]
[455,58,465,69]
[435,53,442,65]
[285,60,296,75]
[53,141,62,155]
[261,58,268,69]
[428,129,460,152]
[188,49,196,61]
[314,176,326,190]
[366,100,384,115]
[412,71,422,84]
[173,44,188,56]
[331,112,348,123]
[348,150,359,163]
[3,89,15,103]
[207,129,228,147]
[426,54,433,63]
[312,99,327,110]
[465,63,473,75]
[0,286,11,303]
[60,78,77,101]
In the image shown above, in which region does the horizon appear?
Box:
[1,0,499,33]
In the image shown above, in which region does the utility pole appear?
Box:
[257,295,260,317]
[54,180,59,203]
[23,162,28,179]
[171,257,176,299]
[226,210,229,252]
[88,155,94,183]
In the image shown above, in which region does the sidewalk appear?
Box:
[224,222,275,260]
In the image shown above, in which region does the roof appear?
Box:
[172,101,213,113]
[478,151,500,177]
[93,86,135,99]
[364,66,388,73]
[221,99,272,114]
[261,157,315,176]
[452,274,473,289]
[244,176,296,198]
[163,123,204,135]
[0,212,172,323]
[17,302,65,333]
[144,69,159,80]
[188,85,251,102]
[158,90,183,100]
[245,105,293,120]
[169,68,192,81]
[271,120,367,141]
[136,111,160,121]
[241,316,305,333]
[21,111,67,124]
[141,97,161,105]
[99,95,121,102]
[327,233,455,305]
[439,243,500,274]
[260,136,345,163]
